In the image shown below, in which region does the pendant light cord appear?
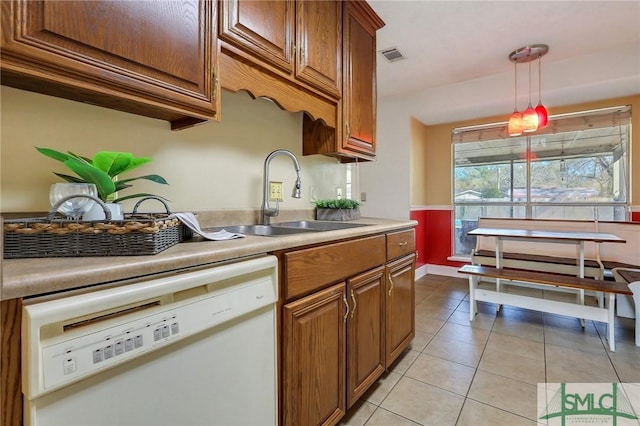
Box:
[528,60,533,106]
[513,61,518,111]
[538,56,542,103]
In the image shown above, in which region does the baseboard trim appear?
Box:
[421,264,466,278]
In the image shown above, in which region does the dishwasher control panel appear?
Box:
[22,255,279,399]
[42,309,184,390]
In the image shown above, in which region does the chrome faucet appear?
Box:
[262,149,302,225]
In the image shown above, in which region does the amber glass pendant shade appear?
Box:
[522,105,539,132]
[508,111,523,136]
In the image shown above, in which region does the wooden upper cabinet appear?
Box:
[342,0,384,157]
[0,0,218,130]
[219,0,341,99]
[302,0,383,162]
[295,0,342,98]
[219,0,294,73]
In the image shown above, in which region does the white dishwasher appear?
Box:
[22,255,278,426]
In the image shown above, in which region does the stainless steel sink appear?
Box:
[208,221,370,237]
[209,224,317,237]
[272,220,370,231]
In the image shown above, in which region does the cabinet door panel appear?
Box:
[295,0,341,97]
[219,0,294,73]
[385,254,416,366]
[347,267,385,408]
[283,283,346,426]
[1,0,216,126]
[342,1,383,157]
[42,2,201,85]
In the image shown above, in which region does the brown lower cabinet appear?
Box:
[385,254,416,366]
[283,282,347,426]
[280,231,415,426]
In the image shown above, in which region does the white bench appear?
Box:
[459,264,633,351]
[612,267,640,346]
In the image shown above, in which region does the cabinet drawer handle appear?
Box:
[350,289,357,319]
[388,274,394,296]
[343,294,350,322]
[397,241,408,247]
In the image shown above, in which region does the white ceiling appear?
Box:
[369,0,640,125]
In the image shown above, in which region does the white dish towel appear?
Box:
[171,212,245,241]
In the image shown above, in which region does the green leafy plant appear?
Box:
[36,147,168,203]
[315,199,360,209]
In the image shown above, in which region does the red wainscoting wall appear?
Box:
[410,208,465,268]
[411,207,640,268]
[410,209,427,267]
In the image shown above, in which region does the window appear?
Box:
[452,106,631,256]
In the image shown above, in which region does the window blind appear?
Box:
[451,105,631,144]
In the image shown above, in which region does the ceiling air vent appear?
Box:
[379,47,405,62]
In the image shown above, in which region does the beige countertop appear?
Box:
[2,216,416,300]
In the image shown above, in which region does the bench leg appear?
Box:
[469,275,478,321]
[495,278,502,312]
[578,289,585,328]
[608,292,616,352]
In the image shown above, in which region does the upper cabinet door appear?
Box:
[219,0,294,73]
[342,1,384,156]
[295,0,341,98]
[1,0,217,130]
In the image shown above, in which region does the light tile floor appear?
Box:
[339,274,639,426]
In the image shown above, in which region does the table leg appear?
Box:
[495,237,503,312]
[577,241,585,279]
[576,241,586,327]
[469,275,477,321]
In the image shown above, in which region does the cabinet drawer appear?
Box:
[284,235,385,300]
[386,229,415,261]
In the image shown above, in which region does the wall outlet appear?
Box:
[269,181,283,202]
[360,192,367,202]
[336,187,343,199]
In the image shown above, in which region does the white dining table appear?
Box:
[467,227,626,278]
[467,227,626,318]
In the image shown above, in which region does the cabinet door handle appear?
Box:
[343,294,350,322]
[212,67,219,101]
[350,289,357,319]
[388,274,394,296]
[397,241,408,247]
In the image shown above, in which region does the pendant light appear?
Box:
[535,55,549,128]
[507,61,523,136]
[507,44,549,136]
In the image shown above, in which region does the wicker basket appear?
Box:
[3,196,192,258]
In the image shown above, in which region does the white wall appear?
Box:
[359,96,411,220]
[0,87,348,214]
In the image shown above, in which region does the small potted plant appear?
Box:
[37,147,168,219]
[315,198,361,221]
